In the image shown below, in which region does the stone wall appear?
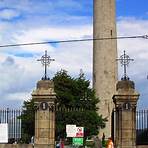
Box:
[0,144,148,148]
[0,144,54,148]
[137,146,148,148]
[0,144,32,148]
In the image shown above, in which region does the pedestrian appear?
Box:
[93,135,102,148]
[96,136,102,148]
[60,138,64,148]
[107,137,114,148]
[56,142,60,148]
[102,133,105,147]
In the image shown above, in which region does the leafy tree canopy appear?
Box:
[20,70,106,143]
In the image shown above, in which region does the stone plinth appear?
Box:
[0,144,33,148]
[113,80,139,148]
[32,80,56,148]
[0,144,55,148]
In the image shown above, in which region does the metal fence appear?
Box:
[136,110,148,145]
[0,108,22,142]
[111,109,148,145]
[0,108,148,145]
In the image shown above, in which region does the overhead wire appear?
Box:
[0,34,147,48]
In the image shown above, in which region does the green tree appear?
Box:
[19,98,35,143]
[20,70,106,143]
[54,70,106,139]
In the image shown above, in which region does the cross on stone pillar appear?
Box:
[32,50,56,147]
[113,51,139,148]
[117,50,134,80]
[37,50,55,80]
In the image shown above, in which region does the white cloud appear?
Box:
[3,91,31,101]
[0,56,24,93]
[15,26,92,42]
[53,41,92,75]
[0,23,93,106]
[117,17,148,79]
[11,25,92,54]
[0,8,20,20]
[117,17,148,35]
[117,17,148,109]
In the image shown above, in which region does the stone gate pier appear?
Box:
[113,79,139,148]
[32,79,56,148]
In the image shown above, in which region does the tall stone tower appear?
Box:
[93,0,117,137]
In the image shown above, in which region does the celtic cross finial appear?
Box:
[37,50,55,80]
[117,50,134,80]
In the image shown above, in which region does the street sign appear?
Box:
[66,125,84,137]
[66,125,76,137]
[72,138,83,146]
[0,124,8,143]
[76,127,84,137]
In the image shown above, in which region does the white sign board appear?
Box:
[75,127,84,137]
[66,125,84,137]
[0,123,8,143]
[66,125,76,137]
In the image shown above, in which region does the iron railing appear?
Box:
[0,108,22,143]
[136,110,148,145]
[0,108,148,145]
[112,109,148,145]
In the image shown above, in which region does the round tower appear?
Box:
[93,0,118,137]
